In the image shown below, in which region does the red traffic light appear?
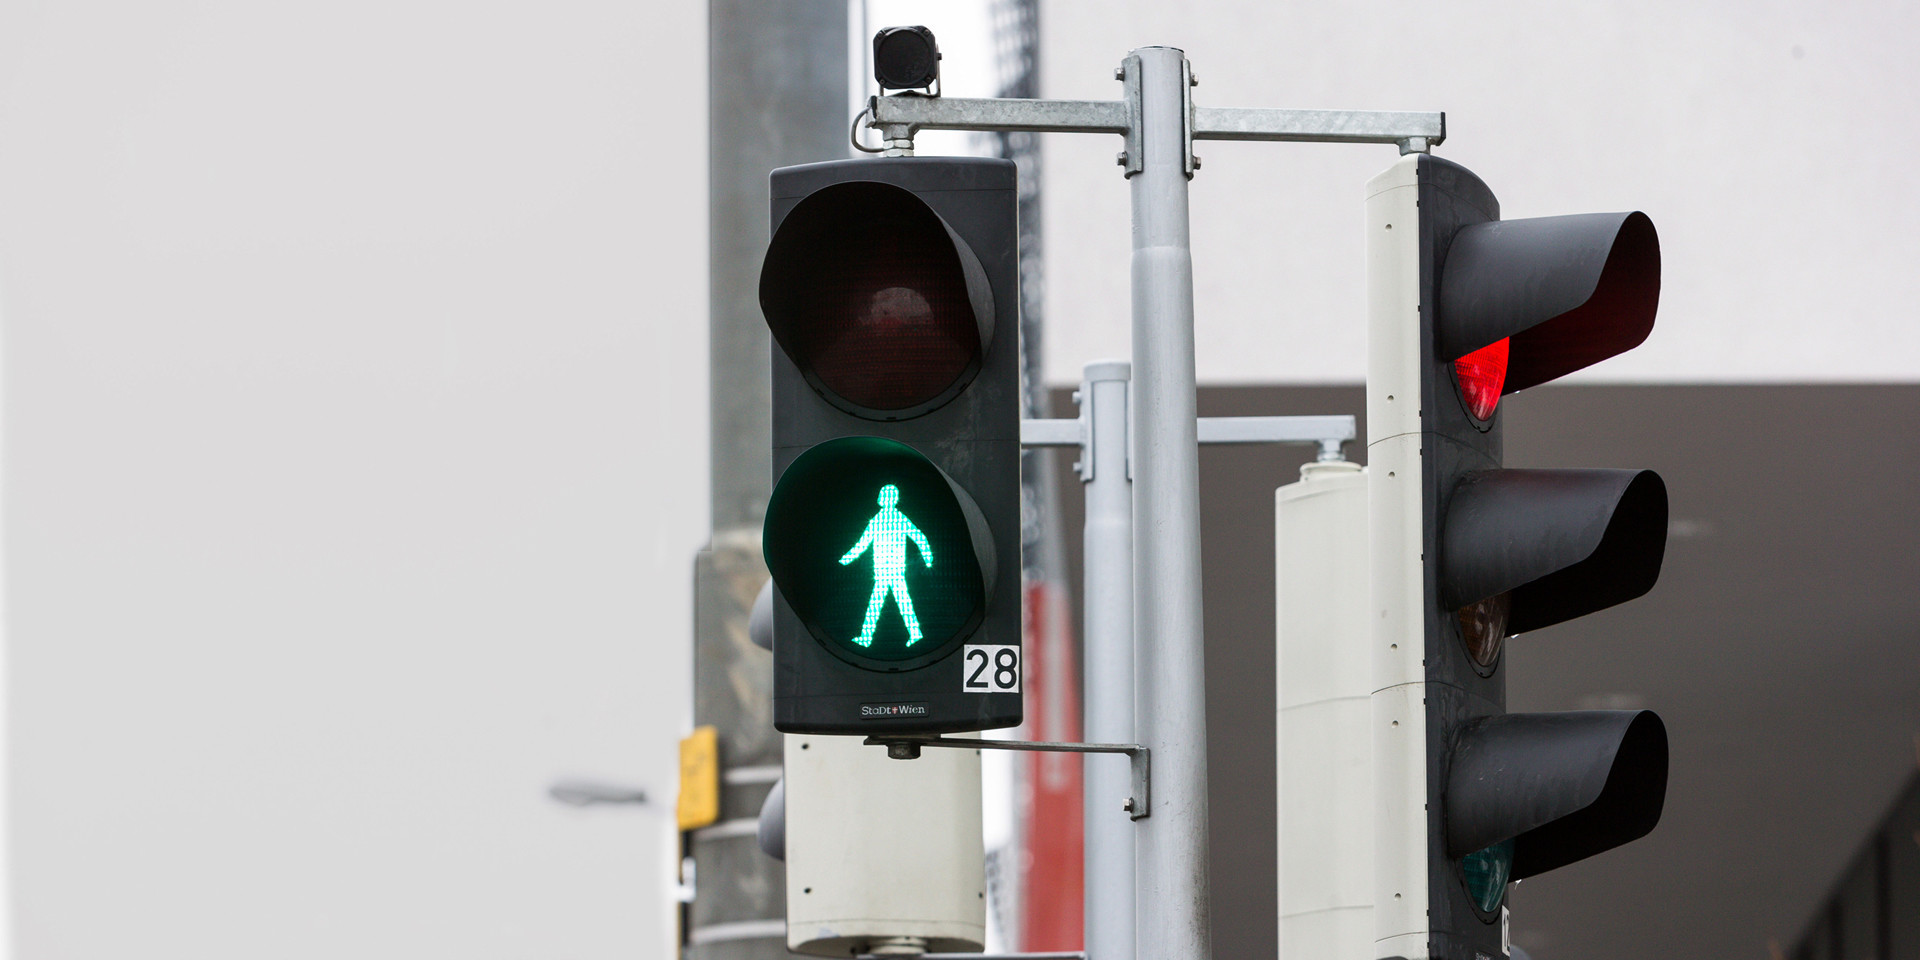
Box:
[1453,337,1509,421]
[1438,211,1660,395]
[760,180,994,420]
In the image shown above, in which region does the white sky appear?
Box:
[1,1,705,957]
[1036,0,1920,384]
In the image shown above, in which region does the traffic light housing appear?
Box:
[761,157,1022,735]
[1368,154,1670,959]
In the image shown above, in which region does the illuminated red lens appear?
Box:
[1454,338,1510,421]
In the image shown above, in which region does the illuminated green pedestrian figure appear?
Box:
[838,483,935,647]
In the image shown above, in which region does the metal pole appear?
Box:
[1124,46,1211,960]
[1079,361,1136,960]
[693,1,846,956]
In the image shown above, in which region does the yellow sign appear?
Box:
[676,725,720,831]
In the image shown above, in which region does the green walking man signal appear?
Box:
[839,484,935,647]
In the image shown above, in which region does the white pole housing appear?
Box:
[1275,459,1372,959]
[1366,154,1432,959]
[782,735,985,956]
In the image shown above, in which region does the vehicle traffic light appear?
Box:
[760,157,1022,735]
[1367,154,1670,959]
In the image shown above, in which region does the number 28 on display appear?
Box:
[962,644,1020,693]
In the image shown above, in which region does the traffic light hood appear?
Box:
[1445,710,1669,879]
[759,179,996,420]
[1440,468,1668,635]
[1437,211,1660,394]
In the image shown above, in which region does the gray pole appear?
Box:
[1125,46,1212,960]
[692,2,846,957]
[1080,361,1136,960]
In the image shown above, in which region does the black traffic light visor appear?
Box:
[1446,710,1668,879]
[760,180,995,421]
[1441,468,1667,635]
[1437,211,1660,393]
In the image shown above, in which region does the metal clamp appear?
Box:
[1119,54,1143,177]
[864,735,1151,820]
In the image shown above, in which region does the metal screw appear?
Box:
[1122,798,1135,813]
[1192,156,1203,170]
[1116,151,1128,166]
[1189,71,1199,86]
[1114,66,1126,81]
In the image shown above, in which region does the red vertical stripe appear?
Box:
[1020,580,1084,951]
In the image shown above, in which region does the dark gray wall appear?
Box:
[1051,383,1920,960]
[1791,772,1920,960]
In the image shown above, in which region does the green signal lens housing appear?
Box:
[764,437,995,670]
[1460,839,1513,916]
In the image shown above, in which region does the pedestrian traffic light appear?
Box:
[1367,154,1671,959]
[760,157,1021,735]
